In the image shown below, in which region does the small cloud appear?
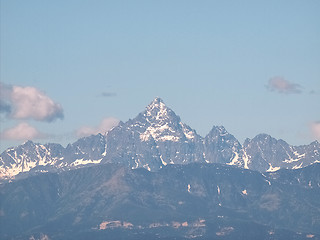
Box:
[310,121,320,141]
[101,92,117,97]
[0,82,64,122]
[266,77,302,94]
[76,117,119,137]
[0,122,45,140]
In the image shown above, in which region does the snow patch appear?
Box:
[102,146,107,157]
[203,152,209,163]
[227,152,239,166]
[243,152,249,169]
[71,158,102,167]
[292,162,303,169]
[160,155,167,166]
[283,152,305,163]
[267,164,280,172]
[143,164,151,171]
[133,159,140,169]
[140,124,180,142]
[180,123,195,140]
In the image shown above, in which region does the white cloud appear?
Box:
[266,77,302,94]
[76,117,119,137]
[0,122,44,141]
[310,121,320,141]
[0,82,64,122]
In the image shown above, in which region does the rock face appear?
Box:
[103,97,205,171]
[204,126,245,167]
[243,134,320,172]
[1,163,319,239]
[1,97,320,181]
[0,134,108,181]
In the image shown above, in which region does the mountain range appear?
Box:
[1,97,320,239]
[1,162,320,239]
[1,97,319,181]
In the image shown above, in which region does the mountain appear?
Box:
[1,162,319,239]
[1,97,320,181]
[102,97,205,171]
[0,134,108,181]
[243,134,320,172]
[1,97,320,239]
[204,126,246,167]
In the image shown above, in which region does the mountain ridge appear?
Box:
[1,97,319,181]
[1,162,319,239]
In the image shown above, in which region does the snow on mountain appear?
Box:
[204,126,245,167]
[139,97,197,142]
[0,134,108,181]
[102,97,204,170]
[1,97,320,181]
[243,134,320,172]
[0,141,64,180]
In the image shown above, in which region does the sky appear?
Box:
[1,0,320,152]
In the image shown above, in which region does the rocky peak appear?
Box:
[207,126,228,137]
[252,133,274,142]
[144,97,178,122]
[1,97,320,181]
[21,140,35,149]
[137,98,185,142]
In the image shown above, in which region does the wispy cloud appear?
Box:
[266,77,302,94]
[101,92,117,97]
[0,82,64,122]
[309,90,319,95]
[0,122,45,140]
[76,117,119,137]
[310,121,320,141]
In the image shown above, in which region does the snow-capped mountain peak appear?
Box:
[1,97,320,181]
[144,97,176,121]
[98,98,204,172]
[139,98,186,142]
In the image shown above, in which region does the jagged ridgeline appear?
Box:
[1,97,320,181]
[1,98,320,240]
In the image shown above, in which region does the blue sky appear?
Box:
[1,0,319,152]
